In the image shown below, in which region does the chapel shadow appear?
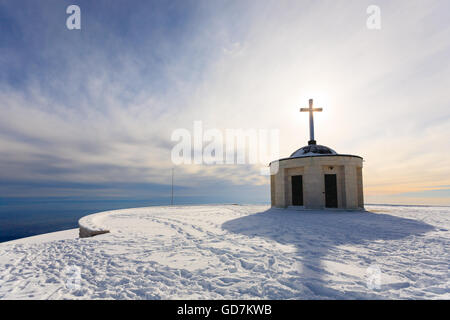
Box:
[221,207,434,299]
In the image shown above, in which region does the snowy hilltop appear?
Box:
[0,204,449,299]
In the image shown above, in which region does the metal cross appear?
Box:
[300,99,322,145]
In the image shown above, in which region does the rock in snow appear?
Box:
[0,204,448,299]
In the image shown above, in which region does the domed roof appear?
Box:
[290,144,337,158]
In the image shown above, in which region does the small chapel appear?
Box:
[270,99,364,210]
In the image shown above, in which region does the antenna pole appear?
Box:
[171,168,174,205]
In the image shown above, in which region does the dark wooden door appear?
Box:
[291,175,303,206]
[324,174,338,208]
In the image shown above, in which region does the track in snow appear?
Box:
[0,204,448,299]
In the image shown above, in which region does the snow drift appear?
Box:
[0,204,448,299]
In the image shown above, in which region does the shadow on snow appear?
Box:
[221,207,435,299]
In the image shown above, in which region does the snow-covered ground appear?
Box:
[0,204,448,299]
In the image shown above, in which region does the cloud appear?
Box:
[0,0,449,204]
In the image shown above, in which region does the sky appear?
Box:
[0,0,449,205]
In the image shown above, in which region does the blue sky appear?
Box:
[0,0,449,205]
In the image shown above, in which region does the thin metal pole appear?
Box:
[171,168,174,205]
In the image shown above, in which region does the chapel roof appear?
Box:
[289,144,337,158]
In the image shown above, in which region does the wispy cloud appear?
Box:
[0,0,449,204]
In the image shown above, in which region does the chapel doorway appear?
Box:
[291,175,303,206]
[324,174,338,208]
